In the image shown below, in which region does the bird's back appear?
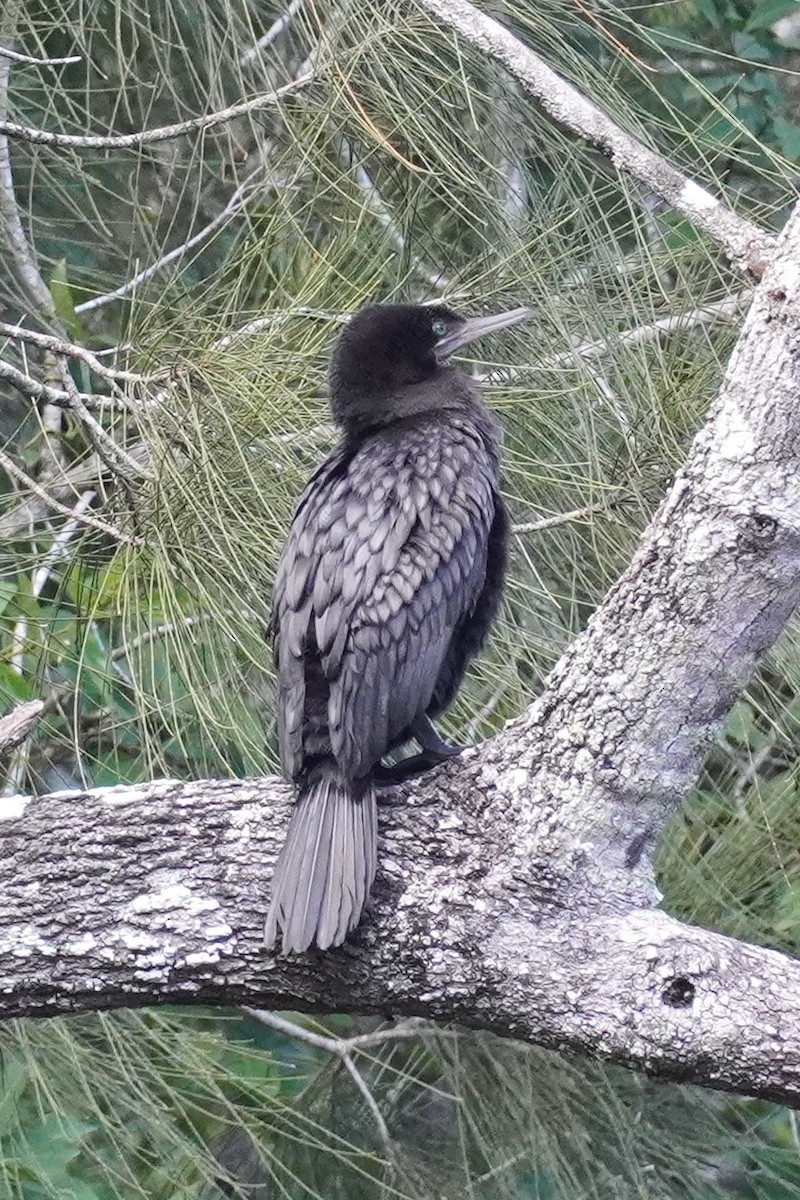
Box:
[272,405,502,783]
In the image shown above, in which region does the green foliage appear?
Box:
[2,0,800,1195]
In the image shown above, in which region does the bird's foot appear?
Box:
[372,744,468,788]
[409,713,466,759]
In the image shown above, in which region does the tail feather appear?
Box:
[317,785,345,948]
[264,776,377,953]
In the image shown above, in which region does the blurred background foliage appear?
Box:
[2,0,800,1194]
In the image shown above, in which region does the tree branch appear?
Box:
[0,700,43,754]
[0,321,153,383]
[74,173,266,314]
[0,44,80,66]
[0,442,150,539]
[0,71,315,150]
[3,775,800,1106]
[5,131,800,1110]
[414,0,774,276]
[0,357,130,410]
[0,445,142,545]
[240,0,304,66]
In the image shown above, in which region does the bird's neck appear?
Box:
[333,366,483,441]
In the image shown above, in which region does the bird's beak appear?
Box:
[434,305,534,361]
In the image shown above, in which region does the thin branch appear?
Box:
[415,0,775,276]
[341,139,451,292]
[0,446,141,545]
[0,70,316,150]
[211,307,348,351]
[539,293,750,371]
[74,174,264,314]
[111,616,210,661]
[343,1020,436,1049]
[512,502,615,535]
[53,358,153,483]
[240,0,304,66]
[0,321,153,383]
[0,701,43,754]
[0,12,121,498]
[0,442,150,540]
[0,44,80,66]
[33,489,97,592]
[243,1009,394,1157]
[110,611,256,662]
[482,292,750,385]
[465,669,513,739]
[0,357,130,410]
[0,8,59,317]
[2,490,95,795]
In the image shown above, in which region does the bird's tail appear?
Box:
[264,774,377,953]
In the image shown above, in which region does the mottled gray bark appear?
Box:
[4,774,800,1106]
[4,206,800,1107]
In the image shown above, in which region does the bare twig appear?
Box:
[0,70,316,150]
[0,11,134,489]
[111,616,210,661]
[0,44,80,66]
[0,9,59,317]
[211,307,348,351]
[242,1009,394,1157]
[512,502,615,536]
[535,293,749,372]
[341,139,451,291]
[0,357,129,410]
[0,321,152,383]
[33,490,97,590]
[0,442,149,539]
[731,737,775,803]
[482,293,749,386]
[2,490,96,794]
[109,610,257,667]
[52,359,153,483]
[240,0,304,65]
[415,0,775,276]
[466,669,514,739]
[0,447,141,545]
[75,174,264,314]
[0,8,68,491]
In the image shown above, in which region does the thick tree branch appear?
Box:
[5,149,800,1109]
[3,775,800,1107]
[414,0,774,276]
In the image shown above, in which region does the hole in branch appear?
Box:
[662,976,695,1008]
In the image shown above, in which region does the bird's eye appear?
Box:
[431,318,449,338]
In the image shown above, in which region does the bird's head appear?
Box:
[328,302,532,436]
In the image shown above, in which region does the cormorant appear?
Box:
[264,301,532,953]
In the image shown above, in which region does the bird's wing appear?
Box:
[272,444,354,779]
[273,422,497,780]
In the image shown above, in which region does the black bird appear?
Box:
[264,301,531,953]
